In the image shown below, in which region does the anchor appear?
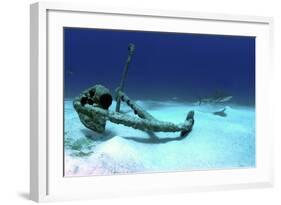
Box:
[73,44,195,138]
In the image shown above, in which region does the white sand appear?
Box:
[64,100,255,176]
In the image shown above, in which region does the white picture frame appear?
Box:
[30,1,274,202]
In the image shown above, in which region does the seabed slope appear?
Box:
[64,100,255,176]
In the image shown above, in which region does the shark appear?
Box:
[195,91,233,105]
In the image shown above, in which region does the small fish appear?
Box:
[213,108,227,117]
[66,70,74,75]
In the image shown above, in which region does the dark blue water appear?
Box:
[64,27,255,105]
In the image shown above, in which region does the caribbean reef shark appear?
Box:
[195,91,233,105]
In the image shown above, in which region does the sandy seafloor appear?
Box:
[64,99,255,177]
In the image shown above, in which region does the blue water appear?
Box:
[63,27,255,176]
[64,28,255,105]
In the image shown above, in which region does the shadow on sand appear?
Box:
[81,128,193,144]
[123,131,192,144]
[81,129,116,142]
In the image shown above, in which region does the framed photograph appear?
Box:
[30,2,274,202]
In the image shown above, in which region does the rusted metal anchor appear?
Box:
[73,85,194,137]
[73,44,195,138]
[115,43,135,112]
